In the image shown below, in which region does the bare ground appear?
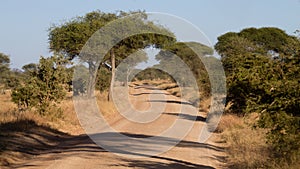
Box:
[1,83,226,169]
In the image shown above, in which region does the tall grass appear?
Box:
[0,89,121,135]
[0,92,40,124]
[217,114,270,168]
[95,90,118,120]
[218,113,300,169]
[0,91,82,134]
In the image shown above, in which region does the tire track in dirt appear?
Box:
[12,83,226,169]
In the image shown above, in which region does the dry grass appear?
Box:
[49,91,120,134]
[53,94,84,134]
[0,91,83,135]
[156,82,179,90]
[95,91,118,120]
[155,82,206,106]
[217,114,271,169]
[0,90,120,135]
[218,113,300,169]
[0,92,69,167]
[139,79,173,86]
[131,80,183,98]
[0,92,42,125]
[152,81,182,97]
[0,90,119,167]
[0,92,16,113]
[167,87,181,97]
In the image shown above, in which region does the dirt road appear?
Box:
[12,84,226,169]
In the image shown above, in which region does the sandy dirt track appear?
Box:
[11,84,226,169]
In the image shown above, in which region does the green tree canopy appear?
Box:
[49,10,176,97]
[156,42,214,97]
[215,27,300,161]
[0,53,23,90]
[22,63,38,76]
[0,53,10,70]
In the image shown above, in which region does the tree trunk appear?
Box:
[109,49,115,101]
[86,62,97,98]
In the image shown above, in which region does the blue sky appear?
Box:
[0,0,299,68]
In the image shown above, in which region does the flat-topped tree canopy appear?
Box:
[48,10,176,63]
[215,27,300,59]
[49,11,176,98]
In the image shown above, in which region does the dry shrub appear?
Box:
[216,114,244,133]
[0,91,83,135]
[219,114,271,169]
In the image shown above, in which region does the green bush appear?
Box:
[11,55,69,115]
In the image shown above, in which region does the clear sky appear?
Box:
[0,0,299,69]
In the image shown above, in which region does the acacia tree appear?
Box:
[22,63,38,77]
[49,11,176,99]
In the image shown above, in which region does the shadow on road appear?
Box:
[0,120,104,168]
[148,100,193,106]
[134,86,164,90]
[0,119,224,168]
[163,112,207,122]
[112,158,215,169]
[131,92,171,96]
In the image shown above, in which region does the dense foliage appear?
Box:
[48,11,220,100]
[0,53,23,90]
[134,68,175,82]
[49,10,176,98]
[156,42,216,97]
[215,27,300,162]
[11,55,70,115]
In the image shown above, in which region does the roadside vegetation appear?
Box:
[0,11,299,169]
[216,27,300,168]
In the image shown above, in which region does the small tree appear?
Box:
[22,63,38,76]
[12,55,69,115]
